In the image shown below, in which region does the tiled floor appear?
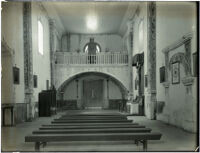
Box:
[1,110,197,152]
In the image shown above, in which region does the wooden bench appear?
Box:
[51,119,133,123]
[25,132,162,151]
[33,127,152,134]
[58,117,128,120]
[39,125,146,130]
[40,124,145,130]
[61,114,126,117]
[58,115,127,118]
[42,122,139,126]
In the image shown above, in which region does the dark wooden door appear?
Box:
[83,80,103,108]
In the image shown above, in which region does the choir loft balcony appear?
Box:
[54,52,129,66]
[54,51,130,91]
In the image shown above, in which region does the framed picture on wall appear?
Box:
[13,66,20,84]
[145,75,148,87]
[172,62,180,84]
[160,66,165,83]
[33,75,37,88]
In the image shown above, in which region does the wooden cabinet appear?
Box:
[39,89,56,117]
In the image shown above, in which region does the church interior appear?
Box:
[1,1,198,152]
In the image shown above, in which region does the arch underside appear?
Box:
[57,71,129,98]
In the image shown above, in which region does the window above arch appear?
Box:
[83,42,101,53]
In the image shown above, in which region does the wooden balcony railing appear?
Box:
[55,52,128,65]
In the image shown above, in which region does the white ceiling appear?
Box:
[42,2,137,35]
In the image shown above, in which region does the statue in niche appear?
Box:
[84,38,101,64]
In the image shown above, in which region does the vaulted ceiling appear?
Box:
[42,2,138,35]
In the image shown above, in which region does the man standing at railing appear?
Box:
[86,38,98,64]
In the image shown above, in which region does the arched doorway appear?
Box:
[57,72,128,110]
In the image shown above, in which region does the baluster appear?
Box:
[103,54,104,65]
[66,54,68,64]
[112,53,114,64]
[115,53,118,64]
[114,53,115,64]
[118,53,120,64]
[116,53,118,64]
[119,54,121,64]
[99,54,100,65]
[86,54,89,64]
[74,55,76,64]
[86,54,88,64]
[122,54,124,64]
[120,54,121,64]
[68,54,69,64]
[109,54,111,64]
[100,54,101,64]
[65,54,67,64]
[64,54,66,64]
[119,53,120,64]
[106,54,108,64]
[108,54,109,64]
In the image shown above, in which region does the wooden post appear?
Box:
[35,142,40,151]
[143,140,147,151]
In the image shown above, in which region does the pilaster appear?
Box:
[49,19,56,87]
[127,20,134,98]
[147,2,157,119]
[23,2,34,121]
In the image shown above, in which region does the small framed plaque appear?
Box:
[13,66,20,84]
[33,75,37,88]
[160,66,165,83]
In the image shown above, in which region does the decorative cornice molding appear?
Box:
[182,77,194,86]
[162,32,193,53]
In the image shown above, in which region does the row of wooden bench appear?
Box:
[25,113,162,151]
